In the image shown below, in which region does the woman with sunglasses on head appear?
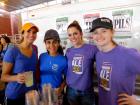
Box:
[66,20,98,105]
[1,23,39,105]
[91,17,140,105]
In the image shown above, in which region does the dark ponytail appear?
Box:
[57,45,64,55]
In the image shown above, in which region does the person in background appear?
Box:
[39,29,67,105]
[0,40,4,105]
[66,20,98,105]
[0,40,3,64]
[0,35,11,105]
[0,41,3,53]
[91,17,140,105]
[0,35,12,61]
[1,22,39,105]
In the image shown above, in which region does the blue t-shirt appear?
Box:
[3,46,37,99]
[96,45,140,105]
[39,53,67,88]
[0,43,13,61]
[66,44,98,91]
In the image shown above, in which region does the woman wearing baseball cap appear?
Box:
[39,29,67,104]
[66,21,98,105]
[1,22,39,105]
[91,17,140,105]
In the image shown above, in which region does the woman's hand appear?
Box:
[16,73,25,84]
[55,87,62,96]
[55,81,66,96]
[118,93,139,105]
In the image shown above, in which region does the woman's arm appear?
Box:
[1,62,25,84]
[118,93,140,105]
[55,80,66,96]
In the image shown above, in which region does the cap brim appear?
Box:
[45,37,60,41]
[90,25,112,32]
[90,28,94,32]
[30,26,39,32]
[21,24,39,33]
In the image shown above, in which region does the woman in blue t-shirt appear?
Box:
[39,29,67,105]
[1,22,39,105]
[91,17,140,105]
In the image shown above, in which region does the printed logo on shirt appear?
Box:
[72,54,84,74]
[100,62,112,91]
[52,64,58,71]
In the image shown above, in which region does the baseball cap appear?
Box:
[90,17,113,32]
[44,29,60,42]
[21,22,39,33]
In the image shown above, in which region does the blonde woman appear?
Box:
[1,23,39,105]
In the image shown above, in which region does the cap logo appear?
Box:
[101,19,110,23]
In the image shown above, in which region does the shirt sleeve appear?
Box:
[65,48,69,57]
[127,48,140,74]
[3,47,17,64]
[91,45,99,62]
